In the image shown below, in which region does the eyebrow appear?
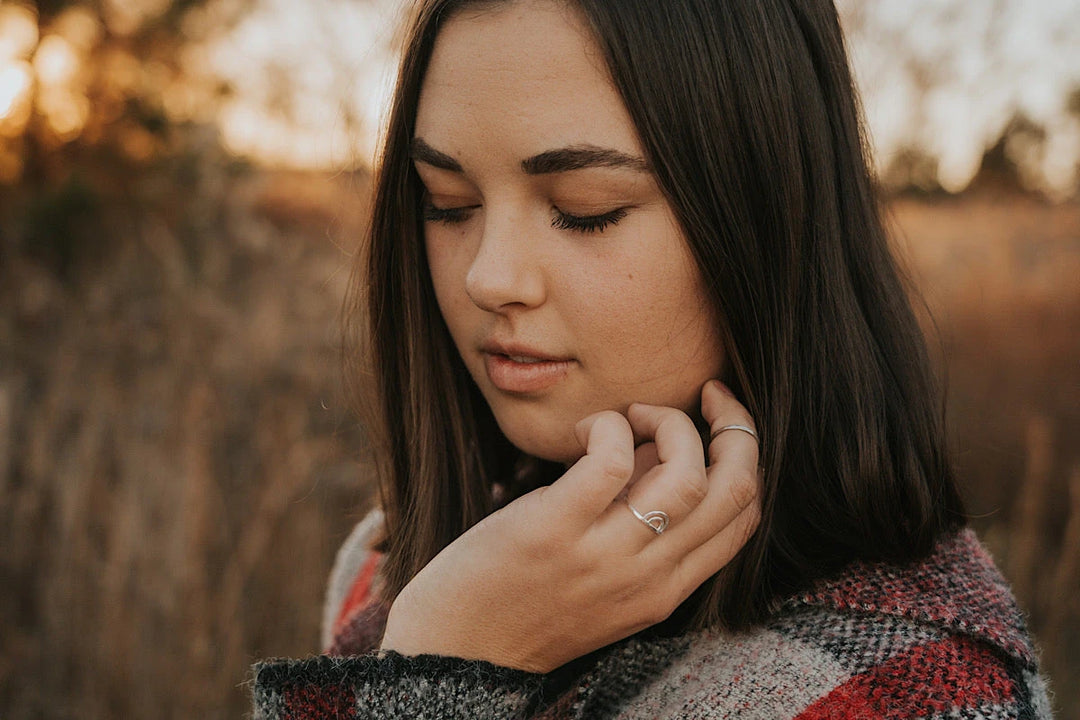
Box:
[410,137,650,175]
[410,138,463,172]
[521,146,650,175]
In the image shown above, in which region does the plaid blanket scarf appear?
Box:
[253,514,1052,719]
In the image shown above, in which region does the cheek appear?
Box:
[573,252,724,393]
[585,249,715,349]
[425,238,470,329]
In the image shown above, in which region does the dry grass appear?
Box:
[890,192,1080,717]
[0,143,374,718]
[0,148,1076,717]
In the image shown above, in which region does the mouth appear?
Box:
[480,342,574,394]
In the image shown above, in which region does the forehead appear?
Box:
[414,0,642,163]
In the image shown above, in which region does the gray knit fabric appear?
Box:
[253,523,1052,719]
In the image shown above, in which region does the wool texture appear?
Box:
[252,520,1052,719]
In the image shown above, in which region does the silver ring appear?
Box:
[625,496,669,534]
[710,424,758,442]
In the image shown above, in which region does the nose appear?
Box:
[464,214,546,312]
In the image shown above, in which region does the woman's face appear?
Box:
[415,0,724,463]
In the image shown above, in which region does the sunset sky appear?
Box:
[2,0,1079,195]
[200,0,1080,195]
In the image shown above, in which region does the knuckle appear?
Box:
[742,507,763,540]
[599,449,634,484]
[657,586,685,624]
[661,408,698,437]
[644,599,675,627]
[727,467,760,510]
[655,405,683,423]
[672,566,701,608]
[741,498,763,534]
[671,468,708,510]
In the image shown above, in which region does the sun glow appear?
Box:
[0,4,38,62]
[0,0,1076,195]
[0,62,31,119]
[33,35,80,87]
[0,5,37,138]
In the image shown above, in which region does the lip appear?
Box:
[480,341,574,394]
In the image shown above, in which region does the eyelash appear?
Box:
[421,202,628,234]
[422,204,475,225]
[551,207,628,233]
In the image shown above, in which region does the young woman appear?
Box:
[253,0,1051,716]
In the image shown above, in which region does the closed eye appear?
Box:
[422,201,479,224]
[421,201,630,233]
[552,207,629,234]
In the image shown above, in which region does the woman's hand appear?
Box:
[378,380,761,673]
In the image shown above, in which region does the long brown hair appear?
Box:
[345,0,965,632]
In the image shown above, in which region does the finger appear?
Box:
[702,380,759,471]
[626,442,660,490]
[596,441,664,544]
[544,410,636,527]
[665,381,760,548]
[627,403,704,468]
[617,404,707,539]
[671,499,761,600]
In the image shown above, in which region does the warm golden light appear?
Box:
[52,7,103,52]
[37,86,90,140]
[0,61,34,135]
[0,0,1073,197]
[101,46,141,96]
[118,125,157,161]
[0,143,22,183]
[0,4,38,62]
[163,79,214,124]
[33,35,80,88]
[103,0,172,37]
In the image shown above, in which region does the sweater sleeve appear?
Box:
[322,509,386,650]
[252,652,546,720]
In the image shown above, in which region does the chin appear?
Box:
[494,413,583,466]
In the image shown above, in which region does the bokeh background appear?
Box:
[0,0,1077,717]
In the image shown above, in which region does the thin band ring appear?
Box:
[710,424,758,442]
[625,497,670,534]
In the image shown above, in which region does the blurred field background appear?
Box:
[0,0,1077,718]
